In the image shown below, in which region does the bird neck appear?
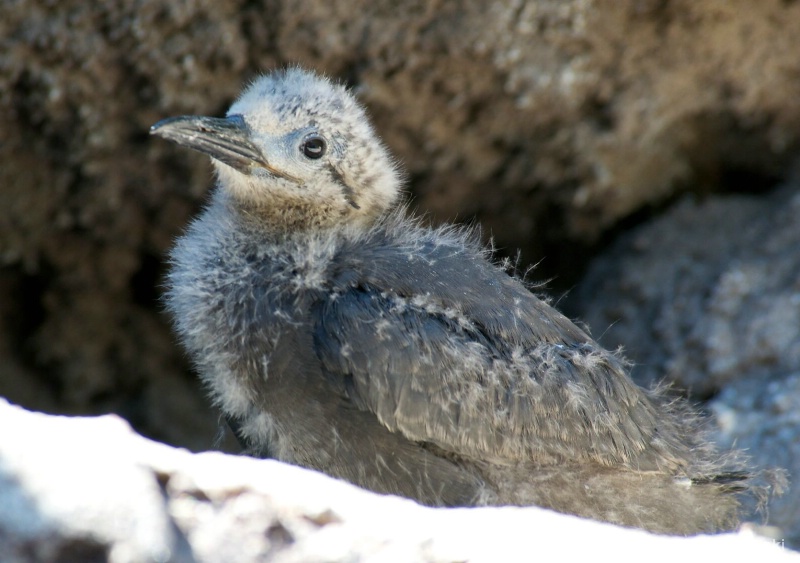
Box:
[210,188,378,240]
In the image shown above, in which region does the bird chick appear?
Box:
[152,68,753,535]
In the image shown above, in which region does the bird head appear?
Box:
[151,68,403,230]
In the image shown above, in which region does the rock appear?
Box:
[574,184,800,396]
[0,399,796,562]
[711,372,800,549]
[573,182,800,547]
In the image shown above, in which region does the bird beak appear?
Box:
[150,114,300,182]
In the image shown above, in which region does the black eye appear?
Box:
[301,135,327,159]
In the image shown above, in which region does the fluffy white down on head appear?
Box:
[214,68,403,230]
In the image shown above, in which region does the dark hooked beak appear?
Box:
[150,114,300,182]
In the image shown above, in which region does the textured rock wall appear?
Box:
[574,184,800,544]
[2,0,799,523]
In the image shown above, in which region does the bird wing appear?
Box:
[312,225,685,469]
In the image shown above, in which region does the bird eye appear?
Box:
[301,135,327,159]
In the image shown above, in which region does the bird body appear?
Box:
[153,68,749,534]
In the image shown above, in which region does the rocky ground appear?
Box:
[2,0,800,557]
[1,400,797,562]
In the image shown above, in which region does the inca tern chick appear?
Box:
[152,68,753,534]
